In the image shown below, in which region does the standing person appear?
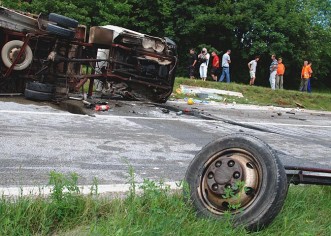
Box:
[307,62,313,93]
[198,48,210,81]
[219,49,231,83]
[300,60,312,92]
[269,54,278,90]
[248,56,260,85]
[210,51,220,81]
[188,49,198,79]
[276,58,285,89]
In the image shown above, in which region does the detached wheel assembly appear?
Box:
[185,134,288,231]
[1,40,33,70]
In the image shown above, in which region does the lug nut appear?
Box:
[208,172,214,179]
[212,184,219,191]
[233,172,240,179]
[215,161,222,167]
[225,184,232,189]
[228,160,235,167]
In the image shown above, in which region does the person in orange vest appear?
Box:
[300,60,313,92]
[276,58,285,89]
[307,62,313,93]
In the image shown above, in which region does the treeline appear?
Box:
[2,0,331,89]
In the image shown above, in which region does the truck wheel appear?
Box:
[48,13,78,29]
[46,24,75,39]
[26,82,55,93]
[184,133,288,232]
[24,89,53,101]
[1,40,33,70]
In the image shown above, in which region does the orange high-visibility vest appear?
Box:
[301,65,312,79]
[277,63,285,75]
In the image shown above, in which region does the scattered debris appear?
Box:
[161,108,170,114]
[176,111,183,116]
[295,102,305,108]
[286,111,296,115]
[95,104,110,111]
[289,116,307,121]
[187,98,194,105]
[277,112,282,116]
[180,85,244,98]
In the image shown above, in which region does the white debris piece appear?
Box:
[180,85,244,98]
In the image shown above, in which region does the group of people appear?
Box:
[249,54,286,90]
[188,48,232,83]
[188,49,314,92]
[265,54,312,92]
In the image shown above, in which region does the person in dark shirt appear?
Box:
[188,49,198,79]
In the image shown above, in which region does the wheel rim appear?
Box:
[8,47,26,64]
[199,148,262,215]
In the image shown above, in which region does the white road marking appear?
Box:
[1,109,331,128]
[0,182,182,197]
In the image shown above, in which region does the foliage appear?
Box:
[0,171,330,235]
[1,0,331,88]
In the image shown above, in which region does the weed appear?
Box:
[0,172,330,235]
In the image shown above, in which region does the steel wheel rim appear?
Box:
[198,148,262,215]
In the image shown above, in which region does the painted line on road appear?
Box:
[0,182,181,197]
[0,110,78,116]
[1,109,331,128]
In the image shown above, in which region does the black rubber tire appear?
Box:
[46,23,75,39]
[48,13,78,28]
[184,133,288,232]
[25,82,55,93]
[24,89,53,101]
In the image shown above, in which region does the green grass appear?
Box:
[173,77,331,111]
[1,172,330,235]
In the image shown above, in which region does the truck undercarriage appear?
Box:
[0,6,178,103]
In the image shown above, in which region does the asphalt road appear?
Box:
[1,98,331,188]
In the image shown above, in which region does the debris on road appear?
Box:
[161,108,170,114]
[295,102,305,108]
[179,85,244,98]
[187,98,194,105]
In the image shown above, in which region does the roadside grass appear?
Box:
[1,172,330,235]
[173,77,331,111]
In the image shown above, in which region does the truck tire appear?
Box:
[1,40,33,70]
[26,82,55,93]
[184,133,288,232]
[48,13,78,29]
[46,23,75,39]
[24,89,53,101]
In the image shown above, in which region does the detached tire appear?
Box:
[185,133,288,232]
[48,13,78,29]
[25,89,53,101]
[1,40,33,70]
[46,24,75,39]
[26,82,55,93]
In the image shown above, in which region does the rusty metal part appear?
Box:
[285,165,331,186]
[199,148,261,214]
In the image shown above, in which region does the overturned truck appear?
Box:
[0,6,178,103]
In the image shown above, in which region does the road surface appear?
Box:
[1,98,331,191]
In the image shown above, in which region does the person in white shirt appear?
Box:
[198,48,210,81]
[219,49,231,83]
[248,56,260,85]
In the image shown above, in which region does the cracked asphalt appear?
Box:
[0,97,331,187]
